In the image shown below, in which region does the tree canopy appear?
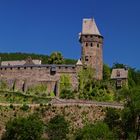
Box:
[75,122,114,140]
[2,114,44,140]
[46,115,69,140]
[48,52,64,64]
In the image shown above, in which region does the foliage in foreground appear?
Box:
[2,114,44,140]
[75,122,115,140]
[104,87,140,139]
[46,115,69,140]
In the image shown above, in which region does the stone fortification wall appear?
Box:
[0,64,78,95]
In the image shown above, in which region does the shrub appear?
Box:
[46,115,69,140]
[9,104,15,110]
[60,89,74,99]
[2,114,44,140]
[20,104,29,111]
[75,122,115,140]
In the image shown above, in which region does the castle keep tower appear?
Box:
[79,18,103,79]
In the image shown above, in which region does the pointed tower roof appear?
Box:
[82,18,101,36]
[76,59,83,65]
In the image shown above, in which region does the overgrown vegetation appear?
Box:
[59,74,75,99]
[27,84,48,97]
[77,66,115,101]
[0,91,51,104]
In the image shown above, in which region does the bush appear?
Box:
[9,104,15,110]
[2,114,44,140]
[0,80,8,90]
[27,84,48,96]
[46,115,69,140]
[60,89,75,99]
[20,104,29,111]
[75,122,115,140]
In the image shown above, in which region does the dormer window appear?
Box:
[116,70,120,77]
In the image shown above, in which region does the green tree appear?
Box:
[120,87,140,139]
[75,122,115,140]
[128,68,140,88]
[48,52,64,64]
[104,108,122,139]
[78,67,95,98]
[104,108,120,129]
[2,114,44,140]
[46,115,69,140]
[103,64,111,80]
[59,74,72,91]
[59,74,74,99]
[112,62,126,69]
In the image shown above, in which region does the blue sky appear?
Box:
[0,0,140,69]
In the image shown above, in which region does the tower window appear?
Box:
[90,43,93,47]
[97,44,100,48]
[85,56,88,61]
[86,43,88,46]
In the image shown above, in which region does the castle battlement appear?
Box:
[0,18,103,95]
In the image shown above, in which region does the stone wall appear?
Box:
[0,65,78,95]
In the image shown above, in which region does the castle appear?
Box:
[0,18,103,95]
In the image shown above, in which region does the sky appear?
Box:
[0,0,140,69]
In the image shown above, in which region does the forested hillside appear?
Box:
[0,52,77,64]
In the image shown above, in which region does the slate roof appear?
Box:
[111,68,128,79]
[1,60,41,66]
[82,18,101,36]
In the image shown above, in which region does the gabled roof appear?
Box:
[82,18,101,36]
[111,68,128,79]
